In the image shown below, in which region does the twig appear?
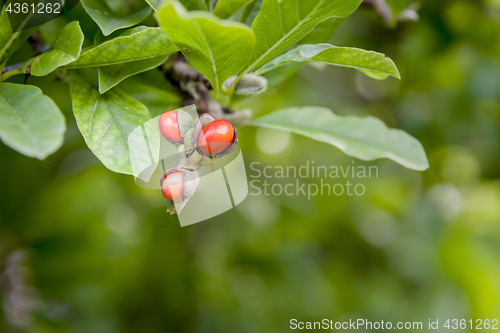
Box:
[160,53,252,125]
[27,32,47,56]
[163,54,218,115]
[1,62,24,74]
[1,32,45,80]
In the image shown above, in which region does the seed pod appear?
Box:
[192,113,215,155]
[192,113,216,142]
[159,109,196,144]
[161,170,184,201]
[193,114,238,158]
[161,168,200,214]
[159,110,183,143]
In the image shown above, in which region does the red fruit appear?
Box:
[161,171,184,201]
[198,120,234,156]
[159,110,183,143]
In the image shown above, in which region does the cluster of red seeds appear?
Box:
[158,110,236,201]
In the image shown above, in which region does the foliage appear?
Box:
[253,107,428,170]
[3,0,499,332]
[69,70,153,174]
[158,1,256,97]
[0,0,426,172]
[0,83,65,159]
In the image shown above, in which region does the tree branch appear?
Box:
[160,53,251,126]
[1,62,24,74]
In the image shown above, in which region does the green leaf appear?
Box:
[180,0,208,10]
[149,0,209,11]
[67,27,178,68]
[262,19,347,90]
[0,8,37,68]
[145,0,164,11]
[98,55,169,94]
[70,71,154,174]
[117,71,181,117]
[147,0,209,11]
[158,1,256,96]
[253,107,429,171]
[213,0,253,19]
[81,0,152,36]
[240,0,262,25]
[242,0,363,75]
[0,83,65,159]
[25,22,84,76]
[255,44,400,80]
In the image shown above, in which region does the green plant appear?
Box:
[0,0,428,188]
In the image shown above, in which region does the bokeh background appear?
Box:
[1,0,500,331]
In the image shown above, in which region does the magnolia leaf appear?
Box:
[240,0,262,25]
[68,27,177,68]
[98,55,169,94]
[180,0,208,10]
[81,0,151,36]
[256,44,400,80]
[242,0,363,75]
[253,107,429,171]
[147,0,208,11]
[262,19,346,89]
[117,72,181,117]
[158,1,256,96]
[145,0,164,10]
[70,71,154,174]
[25,21,84,76]
[0,8,37,67]
[0,83,65,159]
[213,0,253,19]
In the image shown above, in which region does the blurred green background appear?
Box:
[1,0,500,332]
